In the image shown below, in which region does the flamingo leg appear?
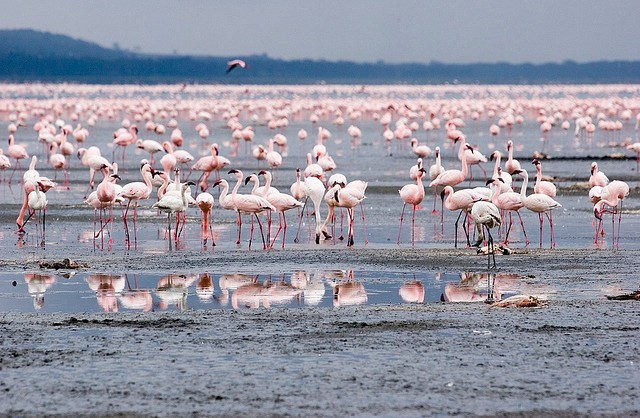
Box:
[397,203,407,245]
[294,197,308,243]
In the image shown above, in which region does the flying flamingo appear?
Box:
[7,134,29,183]
[470,200,501,269]
[397,166,426,246]
[226,59,247,73]
[532,159,556,197]
[118,162,154,245]
[515,169,562,248]
[195,192,215,246]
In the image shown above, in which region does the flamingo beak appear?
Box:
[594,208,602,220]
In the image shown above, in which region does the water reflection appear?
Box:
[328,270,368,307]
[86,274,125,312]
[2,269,548,313]
[24,273,56,309]
[156,274,198,310]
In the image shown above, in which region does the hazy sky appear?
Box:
[2,0,639,64]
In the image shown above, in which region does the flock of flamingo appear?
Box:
[0,83,638,262]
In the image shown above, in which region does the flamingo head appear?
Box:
[593,201,605,220]
[532,159,540,166]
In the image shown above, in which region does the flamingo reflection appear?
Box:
[399,280,425,303]
[118,274,152,312]
[24,273,56,310]
[155,274,198,310]
[86,274,125,312]
[231,276,302,309]
[328,270,367,307]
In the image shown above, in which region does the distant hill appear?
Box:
[1,29,640,84]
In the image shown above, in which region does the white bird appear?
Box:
[470,200,501,269]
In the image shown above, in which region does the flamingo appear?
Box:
[440,186,487,248]
[212,178,241,243]
[78,147,112,198]
[112,125,138,163]
[428,146,445,213]
[7,134,29,183]
[594,180,630,248]
[470,200,501,269]
[487,177,528,246]
[95,164,121,241]
[410,138,432,158]
[489,151,513,193]
[626,142,640,170]
[48,142,67,185]
[515,169,562,248]
[398,167,426,246]
[190,143,228,191]
[0,148,11,181]
[532,159,556,197]
[429,142,472,222]
[227,169,275,249]
[136,138,163,165]
[152,181,196,245]
[588,162,609,188]
[303,152,324,180]
[196,192,215,246]
[456,135,487,182]
[260,179,304,248]
[332,182,367,247]
[118,162,154,245]
[505,140,521,175]
[226,59,247,73]
[299,175,327,244]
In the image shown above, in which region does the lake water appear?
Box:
[1,83,639,313]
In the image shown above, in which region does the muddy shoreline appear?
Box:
[1,247,639,417]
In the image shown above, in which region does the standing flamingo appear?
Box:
[112,125,138,163]
[505,140,521,175]
[429,142,472,222]
[429,146,445,213]
[152,181,196,246]
[227,169,275,249]
[487,176,528,246]
[196,192,215,246]
[440,186,487,248]
[588,162,609,188]
[398,167,426,246]
[299,175,327,244]
[118,162,154,245]
[333,182,367,247]
[7,134,29,183]
[470,200,502,269]
[532,159,556,197]
[593,180,630,248]
[515,169,562,248]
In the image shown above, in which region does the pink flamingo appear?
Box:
[77,147,112,198]
[227,169,276,249]
[532,159,556,197]
[487,177,528,246]
[440,185,487,248]
[429,142,471,222]
[588,162,609,188]
[48,142,67,186]
[190,143,225,191]
[95,164,121,242]
[456,135,487,182]
[398,166,426,246]
[118,162,154,245]
[7,134,29,183]
[0,148,11,182]
[332,181,367,247]
[428,147,445,213]
[516,169,562,248]
[196,192,215,246]
[505,140,521,175]
[593,180,629,248]
[260,178,304,248]
[112,125,138,163]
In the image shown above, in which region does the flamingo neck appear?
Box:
[519,171,529,200]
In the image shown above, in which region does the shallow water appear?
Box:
[1,84,639,315]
